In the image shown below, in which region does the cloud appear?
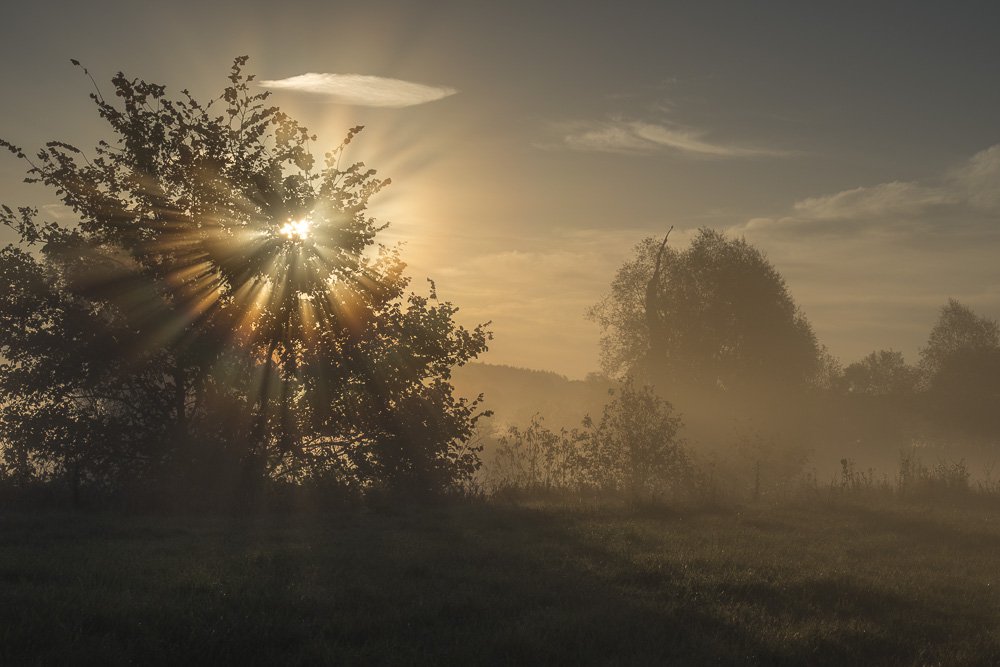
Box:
[559,119,789,158]
[742,144,1000,238]
[790,181,954,220]
[41,203,75,221]
[562,122,654,154]
[948,144,1000,210]
[258,73,456,108]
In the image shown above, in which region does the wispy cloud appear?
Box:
[258,73,457,108]
[41,203,75,221]
[559,119,790,158]
[742,144,1000,237]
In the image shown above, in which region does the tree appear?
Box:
[840,350,919,397]
[0,57,490,502]
[919,300,1000,436]
[833,350,921,454]
[589,228,820,399]
[920,299,999,378]
[576,379,687,499]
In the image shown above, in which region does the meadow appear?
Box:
[2,495,999,665]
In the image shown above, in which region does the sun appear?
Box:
[279,217,313,241]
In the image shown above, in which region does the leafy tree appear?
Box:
[0,57,490,502]
[919,300,1000,436]
[576,380,687,499]
[920,299,999,378]
[831,350,922,455]
[840,350,919,397]
[589,228,820,399]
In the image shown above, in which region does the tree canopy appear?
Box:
[589,228,820,399]
[919,299,1000,435]
[840,350,919,397]
[920,299,1000,378]
[0,57,490,504]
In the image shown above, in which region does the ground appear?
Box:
[2,496,999,665]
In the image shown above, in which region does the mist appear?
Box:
[3,3,1000,664]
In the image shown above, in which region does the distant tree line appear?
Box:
[580,228,1000,497]
[492,229,1000,500]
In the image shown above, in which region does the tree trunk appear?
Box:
[645,228,672,381]
[242,340,278,508]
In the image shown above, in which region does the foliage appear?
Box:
[840,349,920,397]
[896,451,971,497]
[590,229,1000,470]
[796,301,1000,473]
[577,380,687,496]
[587,228,822,469]
[0,57,490,502]
[919,299,1000,436]
[827,452,980,502]
[488,380,688,500]
[589,228,820,395]
[920,299,1000,377]
[489,415,580,492]
[820,349,922,454]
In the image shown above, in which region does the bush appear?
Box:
[487,380,690,501]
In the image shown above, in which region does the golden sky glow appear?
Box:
[2,2,1000,378]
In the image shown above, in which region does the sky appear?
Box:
[2,1,1000,378]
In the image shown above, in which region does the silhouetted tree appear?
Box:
[832,350,921,454]
[0,57,490,502]
[589,228,820,400]
[841,350,919,397]
[920,299,999,377]
[919,300,1000,437]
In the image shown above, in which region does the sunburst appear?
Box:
[278,218,313,241]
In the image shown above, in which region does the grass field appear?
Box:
[2,496,999,665]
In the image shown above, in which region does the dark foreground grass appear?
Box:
[2,497,999,666]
